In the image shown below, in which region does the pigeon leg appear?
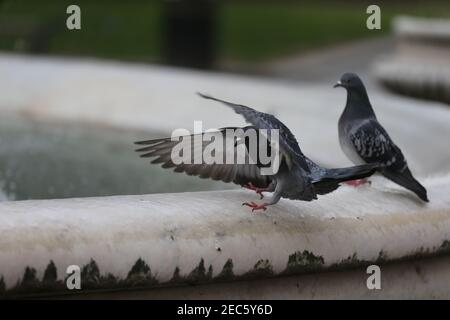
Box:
[243,183,280,212]
[243,182,267,199]
[242,201,269,212]
[343,178,371,187]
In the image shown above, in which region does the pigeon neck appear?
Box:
[344,87,376,119]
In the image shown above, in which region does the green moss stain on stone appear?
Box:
[42,260,58,284]
[77,258,160,289]
[0,276,5,295]
[3,238,450,297]
[21,267,39,289]
[127,258,150,277]
[126,257,158,286]
[81,259,101,288]
[329,253,370,270]
[242,259,274,280]
[186,258,213,284]
[3,266,45,296]
[207,265,213,279]
[187,258,206,283]
[0,258,179,296]
[170,266,183,283]
[169,258,215,285]
[376,251,388,264]
[283,250,325,274]
[216,259,234,281]
[41,260,64,291]
[101,273,120,287]
[398,240,450,262]
[337,253,360,266]
[439,240,450,253]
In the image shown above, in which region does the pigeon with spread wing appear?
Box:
[135,93,379,211]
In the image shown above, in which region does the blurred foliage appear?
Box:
[0,0,162,61]
[0,0,449,64]
[220,1,450,61]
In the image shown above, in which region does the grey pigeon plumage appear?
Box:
[335,72,428,202]
[135,93,379,211]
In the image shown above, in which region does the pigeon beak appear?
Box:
[333,81,343,88]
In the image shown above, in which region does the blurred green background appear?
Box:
[1,0,449,66]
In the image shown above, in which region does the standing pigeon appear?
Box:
[335,72,428,202]
[135,93,379,211]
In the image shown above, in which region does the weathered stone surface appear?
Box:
[0,174,449,296]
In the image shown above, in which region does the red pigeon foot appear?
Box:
[242,201,269,212]
[243,182,267,199]
[343,178,371,187]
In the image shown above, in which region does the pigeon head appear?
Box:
[333,73,365,91]
[335,72,375,118]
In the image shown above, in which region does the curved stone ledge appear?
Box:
[0,174,449,297]
[373,58,450,104]
[393,16,450,42]
[374,16,450,104]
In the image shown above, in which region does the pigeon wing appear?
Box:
[349,119,406,171]
[198,93,310,173]
[135,127,272,188]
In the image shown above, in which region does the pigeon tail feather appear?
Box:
[312,163,378,195]
[320,163,379,183]
[382,168,429,202]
